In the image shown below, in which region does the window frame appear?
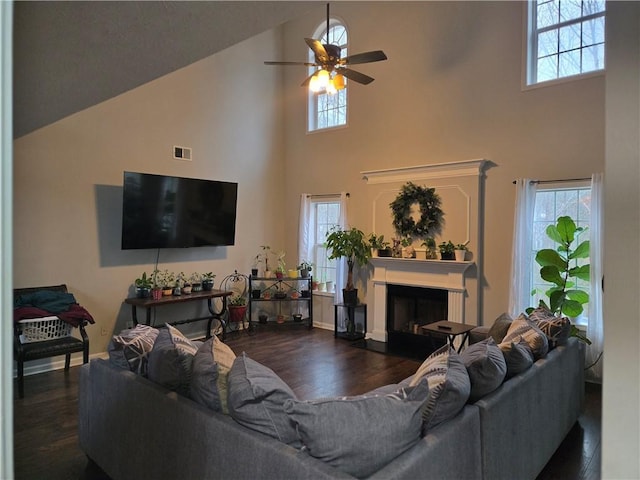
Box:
[522,0,606,90]
[307,196,341,295]
[307,17,349,133]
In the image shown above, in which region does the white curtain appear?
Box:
[586,173,604,383]
[334,192,349,305]
[508,178,538,318]
[298,194,312,265]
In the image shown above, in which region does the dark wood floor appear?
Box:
[13,327,601,480]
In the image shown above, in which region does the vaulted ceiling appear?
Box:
[13,1,316,138]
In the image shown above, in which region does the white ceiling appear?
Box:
[13,1,317,138]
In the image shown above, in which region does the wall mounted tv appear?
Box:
[121,171,238,249]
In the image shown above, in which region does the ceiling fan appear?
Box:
[264,3,388,93]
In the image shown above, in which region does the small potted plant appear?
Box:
[177,272,192,294]
[422,237,437,259]
[438,241,456,260]
[149,269,163,299]
[368,233,391,257]
[228,295,247,323]
[297,261,313,278]
[154,269,174,296]
[400,236,416,258]
[202,272,216,291]
[257,245,273,278]
[134,272,153,298]
[275,250,286,280]
[455,242,469,262]
[189,272,202,292]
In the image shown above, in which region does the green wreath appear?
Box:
[390,182,444,239]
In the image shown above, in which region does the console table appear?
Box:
[124,289,233,340]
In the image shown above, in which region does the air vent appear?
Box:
[173,146,192,161]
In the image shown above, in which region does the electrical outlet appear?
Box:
[101,328,108,336]
[173,145,192,161]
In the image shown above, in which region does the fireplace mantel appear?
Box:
[369,258,475,342]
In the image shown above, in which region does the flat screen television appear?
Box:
[121,171,238,249]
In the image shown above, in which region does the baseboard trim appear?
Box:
[13,351,109,378]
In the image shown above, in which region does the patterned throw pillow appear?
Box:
[460,338,507,402]
[498,339,534,378]
[528,306,571,349]
[409,345,471,430]
[502,314,549,360]
[147,324,201,396]
[284,387,427,478]
[190,335,236,414]
[108,324,159,375]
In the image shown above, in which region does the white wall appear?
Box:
[279,2,604,326]
[12,29,288,356]
[602,2,640,478]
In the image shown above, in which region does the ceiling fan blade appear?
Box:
[340,68,375,85]
[342,50,388,65]
[264,61,317,66]
[305,38,330,64]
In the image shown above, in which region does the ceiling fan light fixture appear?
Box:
[309,74,322,92]
[332,73,345,90]
[316,69,330,89]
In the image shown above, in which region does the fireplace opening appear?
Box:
[386,284,447,356]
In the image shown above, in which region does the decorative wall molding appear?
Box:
[361,159,488,184]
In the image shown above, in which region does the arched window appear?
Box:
[308,19,347,132]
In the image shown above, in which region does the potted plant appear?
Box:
[189,272,202,292]
[422,237,437,259]
[400,236,415,258]
[228,295,247,324]
[177,272,192,294]
[153,269,175,296]
[455,242,469,262]
[368,233,391,257]
[257,245,273,278]
[275,250,286,280]
[134,272,153,298]
[438,241,456,260]
[202,272,216,291]
[325,227,371,305]
[297,261,313,278]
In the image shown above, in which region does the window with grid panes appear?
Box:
[309,199,341,288]
[308,21,348,132]
[526,0,605,86]
[531,185,591,324]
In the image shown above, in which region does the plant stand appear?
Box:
[334,303,367,341]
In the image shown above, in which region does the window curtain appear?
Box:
[508,178,537,317]
[334,192,349,305]
[298,194,312,265]
[586,173,604,383]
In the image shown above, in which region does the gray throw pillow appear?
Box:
[227,353,300,447]
[460,338,507,402]
[108,324,159,376]
[487,312,513,344]
[147,325,200,397]
[284,388,426,478]
[409,345,471,430]
[502,314,549,360]
[498,339,534,378]
[190,335,236,414]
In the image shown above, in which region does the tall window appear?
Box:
[307,199,341,288]
[526,0,605,86]
[308,20,348,132]
[530,184,591,324]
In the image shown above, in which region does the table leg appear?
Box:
[130,305,138,326]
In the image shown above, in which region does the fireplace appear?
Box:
[369,257,475,344]
[386,284,447,355]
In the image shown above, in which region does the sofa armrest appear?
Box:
[469,326,490,344]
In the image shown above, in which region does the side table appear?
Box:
[421,320,474,353]
[334,303,367,341]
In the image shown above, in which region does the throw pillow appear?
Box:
[529,306,571,349]
[502,314,549,360]
[227,353,300,447]
[190,335,236,414]
[147,324,200,397]
[284,388,426,478]
[409,345,471,430]
[498,339,534,378]
[487,312,513,344]
[108,324,159,375]
[460,338,507,402]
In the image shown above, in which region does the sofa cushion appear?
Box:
[284,387,426,478]
[498,339,534,378]
[227,353,300,447]
[190,335,236,414]
[409,345,471,429]
[108,324,159,375]
[460,338,507,402]
[529,306,571,349]
[487,312,513,344]
[502,314,549,360]
[147,324,200,397]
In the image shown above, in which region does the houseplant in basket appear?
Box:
[325,227,371,305]
[228,295,247,324]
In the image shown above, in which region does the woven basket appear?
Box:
[19,316,72,343]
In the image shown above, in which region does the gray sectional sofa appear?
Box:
[79,335,584,480]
